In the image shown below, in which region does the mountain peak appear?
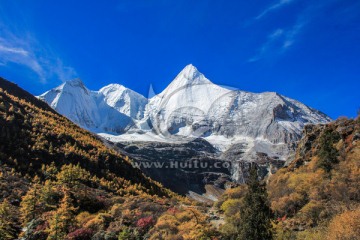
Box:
[158,64,212,97]
[99,83,126,94]
[60,78,89,95]
[64,78,85,86]
[178,64,202,81]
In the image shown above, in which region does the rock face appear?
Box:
[112,138,232,195]
[288,117,360,170]
[39,64,331,197]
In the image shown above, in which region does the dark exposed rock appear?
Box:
[353,133,360,142]
[112,139,232,196]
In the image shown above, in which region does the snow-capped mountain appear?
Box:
[143,64,330,144]
[99,84,148,120]
[143,64,234,138]
[38,79,147,133]
[39,64,331,183]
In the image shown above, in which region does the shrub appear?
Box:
[118,227,138,240]
[326,208,360,240]
[67,228,94,240]
[220,199,242,216]
[317,129,340,173]
[136,216,154,229]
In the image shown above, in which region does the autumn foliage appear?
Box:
[267,116,360,238]
[0,77,216,239]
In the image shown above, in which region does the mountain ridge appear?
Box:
[39,65,331,184]
[39,64,331,140]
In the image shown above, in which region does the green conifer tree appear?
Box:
[237,164,273,240]
[317,129,340,173]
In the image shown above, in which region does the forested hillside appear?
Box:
[268,115,360,239]
[0,77,216,239]
[215,115,360,239]
[0,77,167,193]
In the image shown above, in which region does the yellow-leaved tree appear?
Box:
[47,187,78,240]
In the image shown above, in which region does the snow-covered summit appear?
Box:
[99,83,127,95]
[173,64,204,83]
[38,78,101,129]
[170,64,209,85]
[98,83,148,119]
[64,78,85,86]
[158,64,214,98]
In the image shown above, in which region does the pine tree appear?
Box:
[47,187,78,240]
[317,129,340,173]
[237,164,273,240]
[0,199,19,239]
[20,179,42,223]
[40,180,58,211]
[42,162,58,180]
[57,164,81,188]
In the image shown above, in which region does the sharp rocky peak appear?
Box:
[60,78,89,94]
[157,64,214,97]
[179,64,202,79]
[63,78,85,87]
[176,64,210,84]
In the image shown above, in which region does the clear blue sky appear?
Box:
[0,0,359,119]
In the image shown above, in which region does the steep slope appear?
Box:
[0,76,168,196]
[267,116,360,238]
[214,115,360,239]
[0,77,220,240]
[113,138,233,195]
